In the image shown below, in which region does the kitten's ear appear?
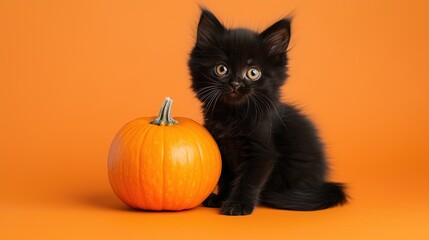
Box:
[196,9,225,47]
[260,19,291,56]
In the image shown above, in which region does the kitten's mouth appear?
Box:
[224,90,244,104]
[230,86,242,95]
[230,89,240,96]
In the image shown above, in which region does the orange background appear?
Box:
[1,0,428,239]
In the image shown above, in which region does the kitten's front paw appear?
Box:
[221,201,255,216]
[202,193,222,208]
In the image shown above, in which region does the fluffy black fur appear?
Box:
[188,9,348,216]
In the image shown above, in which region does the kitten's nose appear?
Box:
[229,81,241,91]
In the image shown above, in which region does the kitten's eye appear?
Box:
[214,64,228,77]
[246,67,261,81]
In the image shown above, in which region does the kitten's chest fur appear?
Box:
[205,118,247,171]
[204,110,278,171]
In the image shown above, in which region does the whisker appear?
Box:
[253,91,288,131]
[242,96,251,121]
[247,94,263,133]
[253,94,273,141]
[209,91,221,120]
[202,90,219,119]
[200,72,223,86]
[196,86,218,97]
[202,91,216,107]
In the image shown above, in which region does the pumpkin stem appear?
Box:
[150,97,179,126]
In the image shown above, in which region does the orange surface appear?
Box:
[1,0,428,239]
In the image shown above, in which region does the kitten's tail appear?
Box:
[261,182,348,211]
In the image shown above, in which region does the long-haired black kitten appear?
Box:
[188,9,348,216]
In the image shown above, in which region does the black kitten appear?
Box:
[188,9,348,216]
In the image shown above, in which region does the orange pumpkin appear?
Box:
[108,97,221,211]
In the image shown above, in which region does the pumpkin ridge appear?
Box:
[164,124,188,210]
[136,123,152,208]
[142,124,164,210]
[181,124,204,209]
[196,122,220,205]
[127,122,150,207]
[117,122,144,207]
[161,125,166,210]
[173,124,195,209]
